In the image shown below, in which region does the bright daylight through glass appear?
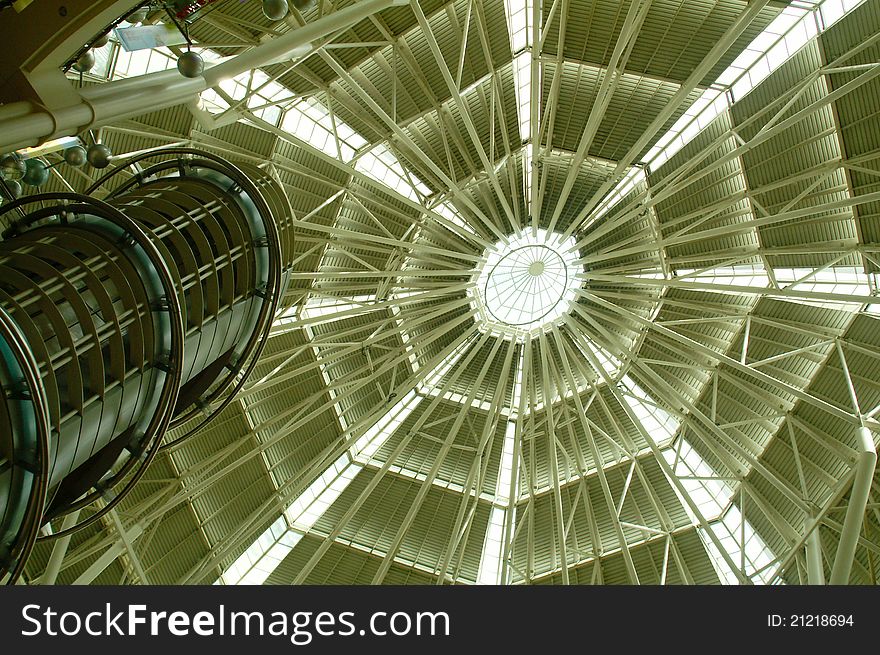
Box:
[476,230,582,331]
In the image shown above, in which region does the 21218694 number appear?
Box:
[768,614,854,627]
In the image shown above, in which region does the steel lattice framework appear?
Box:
[9,0,880,586]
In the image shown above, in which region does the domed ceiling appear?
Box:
[19,0,880,586]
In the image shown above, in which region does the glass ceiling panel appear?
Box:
[677,264,874,312]
[645,0,867,170]
[473,228,582,335]
[355,143,432,203]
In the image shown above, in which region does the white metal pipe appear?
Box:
[829,426,877,584]
[0,0,405,152]
[78,66,186,99]
[0,102,39,121]
[805,516,825,585]
[39,510,81,585]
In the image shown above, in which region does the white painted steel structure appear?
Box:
[6,0,880,585]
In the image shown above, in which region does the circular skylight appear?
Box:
[474,229,582,332]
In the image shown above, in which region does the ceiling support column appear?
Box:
[37,510,80,586]
[829,426,877,584]
[805,515,825,586]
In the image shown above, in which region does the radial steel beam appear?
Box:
[560,315,750,583]
[437,338,517,583]
[574,55,880,258]
[545,0,653,234]
[173,329,480,584]
[582,272,879,306]
[573,299,848,508]
[559,0,772,241]
[240,110,495,251]
[549,327,640,583]
[369,335,507,583]
[72,523,145,586]
[410,0,518,231]
[577,288,871,430]
[538,332,571,583]
[500,335,530,584]
[318,54,508,242]
[290,331,490,584]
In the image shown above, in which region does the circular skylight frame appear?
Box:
[472,229,583,335]
[483,244,569,326]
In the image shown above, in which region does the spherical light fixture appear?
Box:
[1,155,26,181]
[262,0,289,21]
[93,32,111,48]
[21,159,49,187]
[72,49,96,73]
[63,146,88,167]
[291,0,317,11]
[87,143,113,169]
[4,179,23,199]
[177,50,204,78]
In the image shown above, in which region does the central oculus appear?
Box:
[473,229,582,332]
